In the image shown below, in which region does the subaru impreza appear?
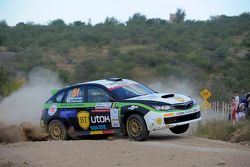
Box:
[41,78,201,141]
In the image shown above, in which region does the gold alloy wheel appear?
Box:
[128,119,142,137]
[49,122,64,140]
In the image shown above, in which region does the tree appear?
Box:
[0,67,9,96]
[0,20,8,27]
[146,18,167,25]
[48,19,66,26]
[73,21,85,26]
[127,13,147,25]
[104,17,120,25]
[173,8,186,23]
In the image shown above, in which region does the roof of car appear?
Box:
[66,78,138,90]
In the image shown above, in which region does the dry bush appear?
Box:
[195,118,250,143]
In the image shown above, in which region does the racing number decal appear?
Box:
[77,111,90,130]
[112,102,118,108]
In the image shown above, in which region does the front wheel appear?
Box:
[169,124,189,134]
[126,114,149,141]
[48,120,68,140]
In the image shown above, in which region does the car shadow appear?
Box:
[68,132,188,142]
[148,134,185,141]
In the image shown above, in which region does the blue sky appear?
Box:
[0,0,249,26]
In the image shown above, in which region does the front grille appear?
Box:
[164,111,200,124]
[173,101,193,110]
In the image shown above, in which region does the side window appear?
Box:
[55,91,65,103]
[87,86,111,102]
[65,87,84,103]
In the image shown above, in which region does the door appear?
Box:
[60,86,85,130]
[62,85,120,134]
[84,85,114,132]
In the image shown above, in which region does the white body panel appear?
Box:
[127,93,192,105]
[144,105,201,131]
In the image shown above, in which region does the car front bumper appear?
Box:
[144,106,201,131]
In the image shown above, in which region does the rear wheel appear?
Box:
[48,120,68,140]
[126,114,149,141]
[169,124,189,134]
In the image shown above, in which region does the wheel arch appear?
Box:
[47,117,70,128]
[122,110,145,126]
[120,104,150,132]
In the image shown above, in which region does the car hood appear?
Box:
[126,93,192,105]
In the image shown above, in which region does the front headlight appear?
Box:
[152,105,172,111]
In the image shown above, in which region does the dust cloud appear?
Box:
[0,122,49,143]
[148,78,203,134]
[148,77,228,121]
[0,68,63,143]
[148,77,229,134]
[148,77,202,103]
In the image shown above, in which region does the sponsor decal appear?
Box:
[102,130,114,134]
[108,84,131,90]
[110,108,120,127]
[90,130,114,135]
[90,131,103,135]
[66,97,83,103]
[176,108,197,116]
[91,115,111,123]
[128,105,138,110]
[111,108,119,119]
[164,113,174,117]
[77,111,90,130]
[60,109,77,118]
[95,102,112,109]
[176,112,185,116]
[92,109,110,112]
[111,121,120,127]
[193,108,199,112]
[106,81,131,90]
[175,97,185,102]
[48,104,57,116]
[90,125,107,130]
[78,131,90,135]
[156,117,162,124]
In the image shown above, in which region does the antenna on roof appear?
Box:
[106,78,123,81]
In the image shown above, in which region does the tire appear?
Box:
[169,124,189,134]
[121,123,128,136]
[48,120,68,140]
[126,114,149,141]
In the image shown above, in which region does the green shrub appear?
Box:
[1,79,23,96]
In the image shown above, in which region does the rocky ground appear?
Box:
[1,131,250,167]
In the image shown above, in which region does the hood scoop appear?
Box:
[161,94,174,98]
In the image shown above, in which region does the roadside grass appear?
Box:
[195,117,250,143]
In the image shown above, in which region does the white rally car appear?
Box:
[41,78,201,141]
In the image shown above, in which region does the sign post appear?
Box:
[200,88,212,111]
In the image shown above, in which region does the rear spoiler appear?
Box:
[51,89,58,96]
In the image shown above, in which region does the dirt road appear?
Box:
[1,131,250,167]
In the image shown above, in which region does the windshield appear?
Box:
[110,84,155,100]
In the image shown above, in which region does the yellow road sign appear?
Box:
[200,88,212,100]
[201,100,211,111]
